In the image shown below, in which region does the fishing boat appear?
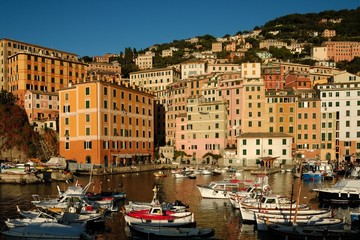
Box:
[129,225,215,239]
[124,186,188,213]
[268,223,359,240]
[124,205,195,227]
[239,194,309,222]
[255,210,339,231]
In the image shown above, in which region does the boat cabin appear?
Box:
[208,181,240,192]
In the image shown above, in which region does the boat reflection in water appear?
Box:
[0,169,352,240]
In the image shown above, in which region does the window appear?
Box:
[84,141,92,149]
[85,114,90,122]
[85,100,90,109]
[268,139,272,145]
[85,87,90,95]
[86,127,90,136]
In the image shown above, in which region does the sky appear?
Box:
[1,0,358,57]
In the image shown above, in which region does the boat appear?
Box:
[85,186,126,201]
[212,168,222,175]
[154,171,167,177]
[268,223,359,240]
[1,222,92,240]
[313,178,360,207]
[350,212,360,230]
[124,186,188,213]
[302,171,323,180]
[239,194,309,222]
[124,205,195,227]
[228,175,272,209]
[129,224,215,239]
[254,210,338,231]
[5,210,58,228]
[201,169,212,175]
[197,179,248,199]
[173,172,189,178]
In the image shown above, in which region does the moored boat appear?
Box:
[197,179,249,199]
[255,210,339,231]
[313,178,360,207]
[268,223,359,240]
[129,225,215,239]
[239,194,309,222]
[1,222,92,240]
[124,205,195,227]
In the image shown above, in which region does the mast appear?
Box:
[293,158,303,224]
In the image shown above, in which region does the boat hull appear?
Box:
[1,222,89,240]
[124,212,195,227]
[316,191,360,207]
[268,223,359,240]
[129,225,215,239]
[197,186,230,199]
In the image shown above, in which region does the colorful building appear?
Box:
[58,80,155,166]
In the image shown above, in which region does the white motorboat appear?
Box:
[197,179,245,199]
[5,211,58,228]
[313,178,360,207]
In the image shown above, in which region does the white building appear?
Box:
[180,58,206,79]
[315,71,360,161]
[237,132,293,167]
[311,46,328,61]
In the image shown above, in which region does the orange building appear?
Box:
[58,80,155,166]
[7,51,87,106]
[323,41,360,62]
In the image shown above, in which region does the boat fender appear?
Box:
[348,192,350,198]
[338,192,341,198]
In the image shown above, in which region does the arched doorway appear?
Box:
[85,156,91,164]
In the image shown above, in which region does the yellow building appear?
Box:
[58,80,155,166]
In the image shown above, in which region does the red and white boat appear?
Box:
[124,205,195,227]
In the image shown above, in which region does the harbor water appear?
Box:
[0,169,356,239]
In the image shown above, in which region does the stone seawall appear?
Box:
[75,164,170,176]
[0,173,43,184]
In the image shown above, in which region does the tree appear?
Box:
[173,150,191,161]
[79,56,92,63]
